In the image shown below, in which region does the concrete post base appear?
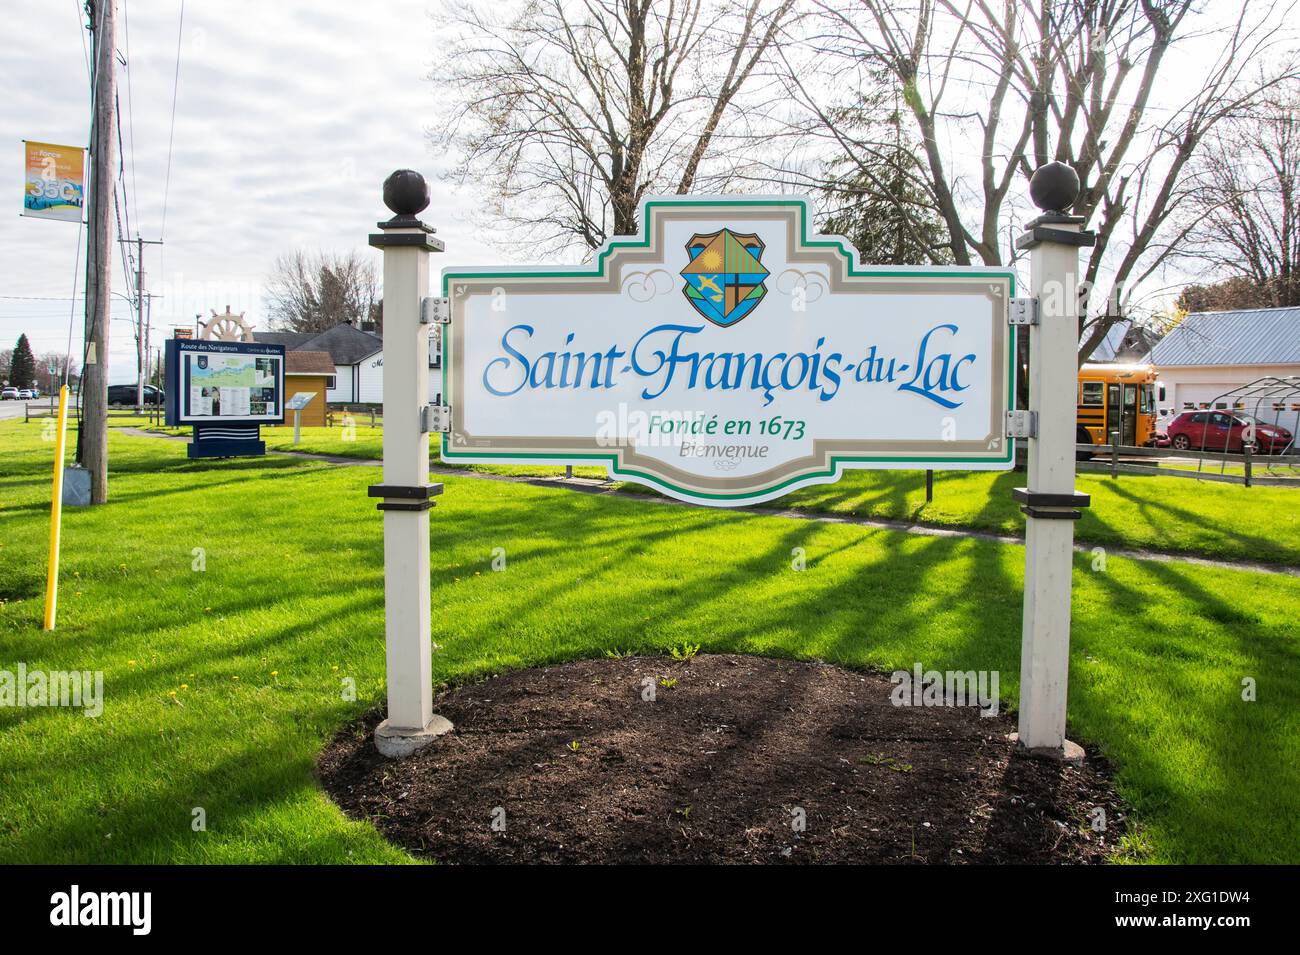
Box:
[1008,733,1085,765]
[375,714,453,758]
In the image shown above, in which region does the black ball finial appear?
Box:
[382,169,430,218]
[1029,161,1079,214]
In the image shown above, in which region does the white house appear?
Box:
[255,321,440,406]
[1136,306,1300,427]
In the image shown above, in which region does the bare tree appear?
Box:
[1177,77,1300,308]
[37,352,81,390]
[1176,276,1279,313]
[793,0,1298,361]
[431,0,799,256]
[264,250,378,334]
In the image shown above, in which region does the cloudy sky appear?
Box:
[2,0,498,383]
[2,1,1292,386]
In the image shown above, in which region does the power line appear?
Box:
[156,0,187,332]
[159,0,185,240]
[120,0,139,227]
[0,294,151,305]
[52,2,94,392]
[0,294,91,301]
[112,180,137,306]
[74,0,91,83]
[114,90,134,252]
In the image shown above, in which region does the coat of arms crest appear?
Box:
[680,228,768,326]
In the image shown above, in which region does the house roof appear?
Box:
[254,322,382,366]
[299,323,383,365]
[1143,307,1300,367]
[252,331,315,350]
[1089,323,1125,362]
[285,350,337,376]
[1090,321,1165,363]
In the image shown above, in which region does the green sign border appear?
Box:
[440,196,1016,503]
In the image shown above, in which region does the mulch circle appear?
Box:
[318,654,1127,864]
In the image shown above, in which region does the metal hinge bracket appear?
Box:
[421,296,451,325]
[1005,409,1037,439]
[1009,298,1039,326]
[421,404,451,434]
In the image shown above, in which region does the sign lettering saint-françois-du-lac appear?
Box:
[441,197,1016,507]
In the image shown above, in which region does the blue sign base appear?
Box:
[189,424,265,459]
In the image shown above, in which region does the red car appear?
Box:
[1166,411,1294,453]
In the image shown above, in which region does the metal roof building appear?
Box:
[1142,307,1300,367]
[1136,306,1300,425]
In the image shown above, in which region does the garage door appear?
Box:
[1173,383,1236,413]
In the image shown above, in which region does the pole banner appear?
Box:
[23,140,85,222]
[441,196,1016,507]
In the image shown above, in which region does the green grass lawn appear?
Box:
[777,468,1300,566]
[108,416,610,477]
[3,419,1295,864]
[110,416,1300,566]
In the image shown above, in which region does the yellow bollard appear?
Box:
[42,384,70,631]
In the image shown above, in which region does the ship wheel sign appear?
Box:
[201,306,255,342]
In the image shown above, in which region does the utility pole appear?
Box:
[134,236,163,410]
[152,342,161,423]
[144,293,152,409]
[135,239,143,410]
[81,0,116,504]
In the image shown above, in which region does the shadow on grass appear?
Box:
[1070,551,1298,862]
[1097,479,1285,562]
[5,430,1294,864]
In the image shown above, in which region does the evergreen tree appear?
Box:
[819,88,951,266]
[9,334,36,389]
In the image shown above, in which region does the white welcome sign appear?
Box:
[440,197,1015,506]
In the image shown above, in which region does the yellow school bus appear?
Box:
[1076,363,1162,448]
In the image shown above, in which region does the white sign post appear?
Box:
[1012,163,1094,762]
[367,171,451,758]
